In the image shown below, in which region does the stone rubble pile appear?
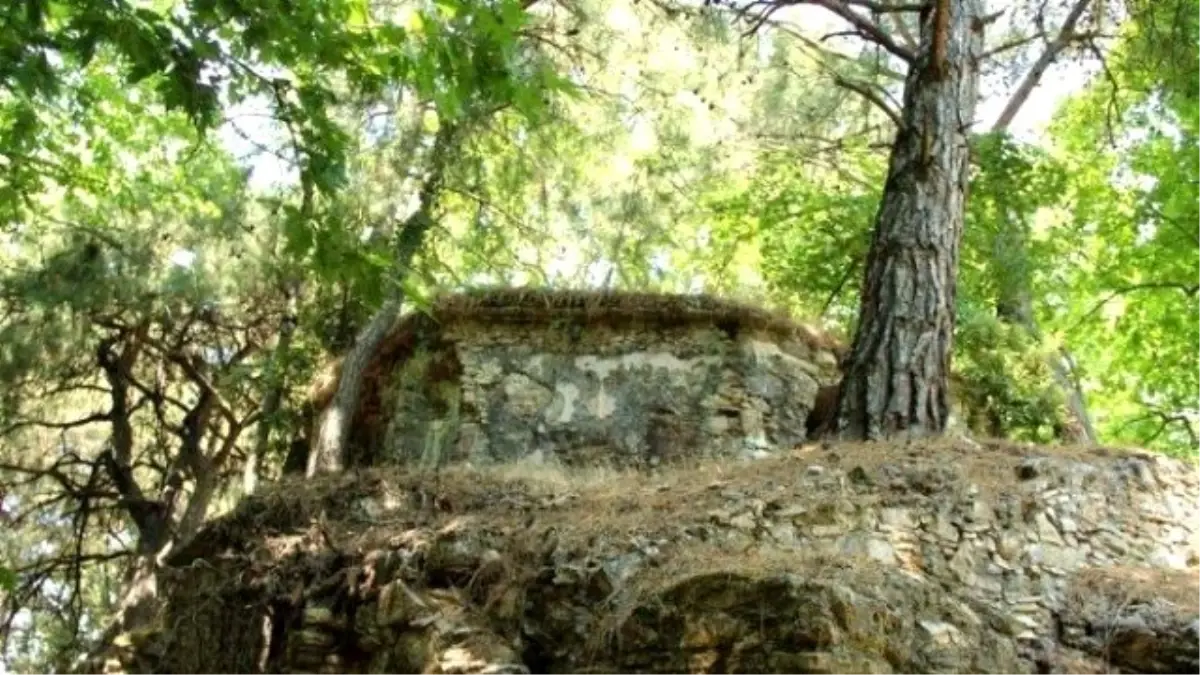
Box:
[97,444,1194,674]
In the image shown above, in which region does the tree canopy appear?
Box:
[0,0,1195,669]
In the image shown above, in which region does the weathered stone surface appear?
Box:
[96,441,1199,675]
[601,570,1026,674]
[312,290,850,469]
[383,329,835,469]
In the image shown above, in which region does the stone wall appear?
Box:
[117,440,1198,674]
[353,289,842,469]
[683,446,1198,645]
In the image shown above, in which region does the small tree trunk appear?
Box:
[995,269,1098,444]
[306,301,401,475]
[246,285,300,494]
[985,0,1098,445]
[307,124,459,477]
[835,0,984,440]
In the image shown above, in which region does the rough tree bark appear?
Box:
[834,0,984,440]
[306,122,460,477]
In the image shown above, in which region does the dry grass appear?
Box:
[466,437,1150,519]
[175,435,1181,569]
[427,286,843,349]
[1070,565,1200,614]
[146,435,1195,673]
[1062,564,1200,674]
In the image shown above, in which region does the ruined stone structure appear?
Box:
[97,440,1199,674]
[320,288,844,469]
[89,289,1199,675]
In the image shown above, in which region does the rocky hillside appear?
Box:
[92,439,1198,674]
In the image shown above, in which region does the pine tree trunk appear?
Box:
[835,0,984,440]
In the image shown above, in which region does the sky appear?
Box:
[216,2,1097,194]
[201,3,1098,287]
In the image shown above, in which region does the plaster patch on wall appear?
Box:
[587,384,617,419]
[502,373,553,417]
[475,359,505,386]
[551,382,580,424]
[574,352,716,380]
[526,354,548,379]
[381,321,840,468]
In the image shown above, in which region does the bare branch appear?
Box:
[887,6,918,50]
[725,0,914,61]
[1081,33,1123,148]
[844,0,924,12]
[822,258,862,316]
[808,0,916,61]
[767,19,908,80]
[140,337,240,424]
[982,32,1046,60]
[1069,282,1199,333]
[833,74,903,126]
[1119,408,1199,447]
[992,0,1094,132]
[1,411,110,438]
[14,550,131,576]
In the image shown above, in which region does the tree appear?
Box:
[0,85,277,662]
[680,0,1158,441]
[826,0,983,439]
[1,0,576,663]
[306,119,462,476]
[1042,0,1199,454]
[2,0,1195,667]
[981,0,1104,445]
[698,0,987,439]
[302,0,577,476]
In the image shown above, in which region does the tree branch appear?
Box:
[1,411,110,438]
[1141,202,1200,246]
[728,0,914,61]
[982,31,1046,59]
[808,0,916,61]
[1069,282,1199,333]
[992,0,1094,132]
[844,0,925,12]
[833,75,902,126]
[140,336,240,424]
[887,5,919,50]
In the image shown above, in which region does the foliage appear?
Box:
[0,0,573,273]
[1039,0,1199,455]
[0,0,576,665]
[1,0,1198,670]
[699,2,1197,454]
[0,70,275,665]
